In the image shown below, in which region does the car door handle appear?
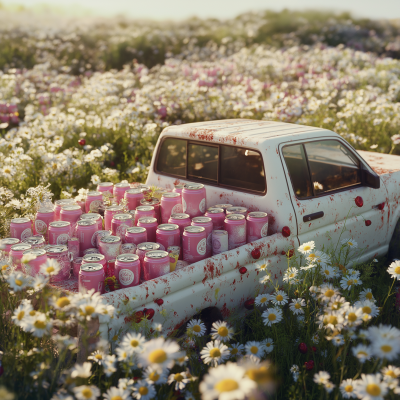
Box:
[303,211,324,223]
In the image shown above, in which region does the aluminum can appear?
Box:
[124,188,144,210]
[226,206,248,216]
[182,183,206,218]
[224,214,247,250]
[140,198,161,223]
[125,226,147,246]
[192,216,213,258]
[168,213,191,236]
[82,253,106,268]
[136,242,161,282]
[10,243,32,271]
[141,188,152,201]
[10,217,32,241]
[121,243,137,254]
[45,245,71,282]
[115,254,140,288]
[97,182,113,196]
[212,230,229,255]
[93,230,111,248]
[72,257,83,277]
[34,208,54,240]
[161,192,182,223]
[137,217,158,242]
[98,236,121,262]
[54,199,76,220]
[75,220,98,255]
[85,191,103,213]
[80,213,103,231]
[246,212,269,243]
[79,263,105,294]
[0,238,20,256]
[22,248,47,277]
[175,260,189,271]
[104,205,124,231]
[23,235,46,249]
[105,259,116,278]
[205,208,225,231]
[156,224,180,251]
[83,248,101,256]
[143,250,170,281]
[111,213,134,241]
[48,221,71,245]
[113,182,131,204]
[173,184,185,194]
[60,205,82,232]
[214,204,233,212]
[168,246,180,271]
[75,200,86,213]
[182,226,207,264]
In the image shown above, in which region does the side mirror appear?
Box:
[361,167,380,189]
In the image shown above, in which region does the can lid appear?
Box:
[136,206,155,212]
[226,214,245,221]
[167,246,180,252]
[117,254,139,262]
[184,183,204,190]
[11,217,30,224]
[140,198,160,206]
[227,207,247,212]
[61,205,81,211]
[137,184,149,189]
[137,242,161,251]
[23,248,46,256]
[98,182,113,187]
[37,208,54,214]
[113,213,133,221]
[77,220,97,226]
[126,188,142,194]
[55,199,76,206]
[80,263,103,272]
[206,208,224,214]
[83,254,105,262]
[248,211,268,218]
[174,184,185,189]
[192,217,212,223]
[49,221,70,228]
[126,227,147,234]
[121,243,136,249]
[11,243,32,251]
[87,191,102,196]
[212,229,228,235]
[158,224,179,231]
[46,245,68,253]
[170,213,190,220]
[115,182,130,188]
[80,213,101,220]
[162,192,180,198]
[105,205,123,212]
[145,250,169,259]
[1,238,20,245]
[184,226,206,233]
[214,204,233,209]
[100,236,121,243]
[73,257,83,264]
[68,237,79,242]
[138,217,157,224]
[23,236,45,244]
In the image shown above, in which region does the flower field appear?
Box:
[1,8,400,400]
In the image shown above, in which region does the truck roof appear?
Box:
[162,119,330,147]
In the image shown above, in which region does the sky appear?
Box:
[2,0,400,20]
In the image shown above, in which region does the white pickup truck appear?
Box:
[69,119,400,340]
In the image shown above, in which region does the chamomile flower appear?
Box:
[200,340,230,367]
[0,258,13,275]
[211,321,235,342]
[259,274,271,284]
[71,362,92,378]
[132,380,156,400]
[289,298,306,315]
[300,263,317,271]
[340,379,357,398]
[345,307,364,327]
[324,381,335,393]
[73,385,100,400]
[87,350,106,365]
[352,344,372,363]
[103,355,117,377]
[255,259,269,272]
[254,293,269,307]
[245,341,266,360]
[262,307,283,326]
[39,258,61,276]
[381,366,400,382]
[359,288,375,302]
[311,333,320,344]
[318,311,344,331]
[321,265,338,279]
[7,271,31,292]
[103,386,130,400]
[306,250,330,266]
[144,366,168,385]
[152,322,162,333]
[187,318,206,337]
[341,238,358,249]
[327,295,350,312]
[353,374,388,400]
[120,332,146,355]
[263,338,274,353]
[115,347,131,363]
[229,343,245,358]
[175,352,188,366]
[31,274,48,291]
[387,260,400,280]
[76,300,104,322]
[367,324,400,341]
[318,284,340,303]
[340,276,357,290]
[26,312,52,337]
[298,241,315,254]
[268,290,288,305]
[355,300,380,319]
[314,371,330,385]
[331,334,345,347]
[283,267,298,282]
[371,337,400,360]
[241,360,275,391]
[11,301,33,328]
[168,371,190,390]
[139,338,180,369]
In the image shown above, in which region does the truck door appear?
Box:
[280,138,388,263]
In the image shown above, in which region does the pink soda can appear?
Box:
[121,243,137,254]
[182,226,207,264]
[22,248,47,277]
[115,253,140,288]
[140,198,161,223]
[246,212,269,243]
[212,230,229,255]
[137,217,158,242]
[75,220,98,256]
[205,208,225,231]
[125,226,147,246]
[97,182,113,196]
[80,213,103,231]
[54,199,76,220]
[226,206,248,216]
[156,224,180,251]
[79,263,105,294]
[111,213,134,241]
[114,182,131,204]
[124,188,144,210]
[68,237,80,260]
[60,205,82,232]
[224,214,247,250]
[93,230,111,248]
[75,200,86,213]
[10,243,32,271]
[214,204,233,213]
[191,216,213,258]
[143,250,170,281]
[45,245,71,282]
[104,205,124,231]
[34,208,55,240]
[105,259,116,278]
[161,192,182,223]
[168,213,191,236]
[23,235,46,249]
[48,221,71,245]
[136,242,161,281]
[182,183,206,218]
[10,217,32,241]
[72,257,83,277]
[0,238,20,256]
[134,206,156,226]
[98,236,121,262]
[82,253,106,268]
[85,191,103,213]
[173,184,185,194]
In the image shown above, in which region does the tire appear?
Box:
[388,219,400,260]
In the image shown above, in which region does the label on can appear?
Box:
[116,224,130,237]
[182,198,187,212]
[261,223,269,237]
[89,200,102,212]
[57,233,70,245]
[197,238,207,255]
[199,198,206,213]
[171,203,183,214]
[21,228,33,241]
[119,269,134,285]
[35,220,47,234]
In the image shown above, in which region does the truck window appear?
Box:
[304,140,361,194]
[188,143,218,182]
[282,144,313,198]
[156,138,187,177]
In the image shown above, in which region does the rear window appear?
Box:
[156,137,266,194]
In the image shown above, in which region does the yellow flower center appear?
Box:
[130,339,139,347]
[362,306,372,314]
[139,387,148,395]
[231,348,238,355]
[268,314,276,321]
[148,349,167,364]
[309,253,316,259]
[260,297,267,303]
[348,313,357,322]
[2,264,8,271]
[174,373,184,382]
[82,388,93,399]
[358,351,368,357]
[112,335,118,341]
[246,366,271,384]
[210,348,221,358]
[325,289,334,298]
[56,297,70,308]
[395,267,400,274]
[218,327,228,337]
[250,346,258,354]
[345,385,353,393]
[17,311,25,320]
[276,295,283,301]
[46,266,55,273]
[259,264,266,270]
[34,320,46,329]
[15,279,23,286]
[95,354,103,360]
[111,396,123,400]
[85,305,95,315]
[193,325,201,333]
[366,292,373,300]
[381,345,392,353]
[29,310,36,316]
[294,303,301,309]
[149,372,160,381]
[266,342,271,347]
[347,280,353,286]
[348,242,353,246]
[366,384,381,396]
[215,379,239,393]
[324,270,330,275]
[385,371,396,378]
[326,316,337,325]
[303,245,311,251]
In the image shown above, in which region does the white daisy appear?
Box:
[371,337,400,361]
[187,319,206,337]
[229,343,245,358]
[259,274,271,284]
[103,386,130,400]
[354,300,379,319]
[50,296,74,312]
[331,334,345,347]
[345,307,363,327]
[139,338,180,370]
[120,332,146,355]
[387,260,400,280]
[340,379,357,398]
[318,311,344,331]
[268,290,288,306]
[381,365,400,382]
[289,298,306,315]
[39,258,61,276]
[341,238,358,249]
[359,288,375,302]
[103,355,117,377]
[283,267,298,283]
[167,371,190,390]
[200,340,230,367]
[73,385,100,400]
[241,359,274,391]
[327,295,350,312]
[115,347,131,363]
[340,276,357,290]
[152,322,162,332]
[211,321,235,342]
[314,371,330,385]
[244,341,266,360]
[254,293,269,307]
[31,274,48,292]
[175,352,189,366]
[7,272,31,292]
[87,350,106,365]
[262,307,283,326]
[132,380,156,400]
[263,338,274,353]
[353,374,388,400]
[352,344,372,363]
[367,324,400,341]
[306,250,330,266]
[311,333,320,344]
[11,301,33,328]
[0,258,13,275]
[324,381,336,393]
[76,299,104,322]
[71,362,92,378]
[321,265,338,279]
[255,259,269,272]
[298,241,315,255]
[300,263,317,271]
[143,366,168,385]
[26,312,52,337]
[318,284,340,303]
